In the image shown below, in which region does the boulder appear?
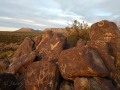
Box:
[58,43,109,80]
[60,80,74,90]
[89,20,120,68]
[87,41,116,72]
[36,31,66,62]
[24,60,60,90]
[34,35,42,48]
[74,77,116,90]
[13,37,34,58]
[7,51,36,74]
[89,20,119,42]
[0,73,17,90]
[36,30,53,48]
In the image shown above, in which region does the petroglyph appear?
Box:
[50,41,59,50]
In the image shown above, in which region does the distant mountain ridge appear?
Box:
[44,28,66,33]
[16,28,39,32]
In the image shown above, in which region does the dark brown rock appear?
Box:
[24,60,60,90]
[7,52,36,74]
[87,41,116,72]
[0,73,17,90]
[74,77,116,90]
[13,37,34,58]
[0,59,10,72]
[58,44,109,80]
[89,20,119,42]
[36,31,66,62]
[89,20,120,68]
[60,80,74,90]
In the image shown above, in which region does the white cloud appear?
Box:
[0,0,120,31]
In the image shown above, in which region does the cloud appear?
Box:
[0,0,120,31]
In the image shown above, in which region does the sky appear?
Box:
[0,0,120,31]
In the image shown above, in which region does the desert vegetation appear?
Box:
[0,31,43,59]
[65,20,90,46]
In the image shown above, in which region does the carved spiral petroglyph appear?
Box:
[98,21,104,27]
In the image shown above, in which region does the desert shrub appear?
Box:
[0,31,43,44]
[65,20,90,46]
[0,51,14,59]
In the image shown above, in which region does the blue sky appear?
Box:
[0,0,120,31]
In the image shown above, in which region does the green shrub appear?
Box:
[65,20,90,46]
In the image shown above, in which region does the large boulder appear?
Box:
[87,41,116,72]
[60,80,74,90]
[24,60,60,90]
[0,73,17,90]
[13,37,34,58]
[36,30,66,62]
[58,42,109,80]
[74,77,116,90]
[7,51,36,74]
[89,20,120,68]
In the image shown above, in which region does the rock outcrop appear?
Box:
[89,20,120,68]
[3,20,120,90]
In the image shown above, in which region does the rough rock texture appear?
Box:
[87,41,116,72]
[24,60,60,90]
[13,37,34,58]
[89,20,120,68]
[7,52,36,74]
[58,43,109,80]
[74,77,116,90]
[0,73,17,90]
[36,31,66,62]
[0,59,10,72]
[89,20,120,89]
[34,35,42,48]
[60,80,74,90]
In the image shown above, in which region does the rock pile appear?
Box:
[0,20,120,90]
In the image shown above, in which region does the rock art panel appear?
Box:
[24,60,60,90]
